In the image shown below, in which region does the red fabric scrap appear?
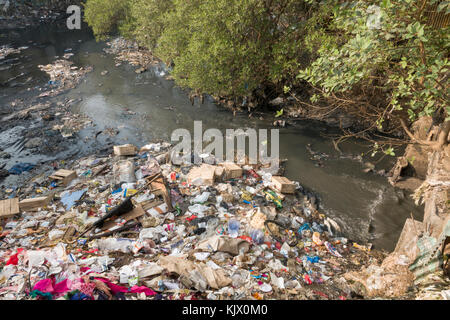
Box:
[6,248,24,265]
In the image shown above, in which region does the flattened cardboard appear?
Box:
[0,198,20,218]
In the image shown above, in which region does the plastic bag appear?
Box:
[48,229,65,240]
[190,192,210,204]
[96,238,134,253]
[114,160,136,184]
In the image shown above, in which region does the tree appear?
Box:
[297,0,449,152]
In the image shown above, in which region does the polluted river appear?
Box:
[0,24,424,256]
[2,19,441,302]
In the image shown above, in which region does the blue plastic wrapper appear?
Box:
[8,163,35,175]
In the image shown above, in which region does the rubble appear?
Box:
[343,253,415,298]
[38,59,93,97]
[104,38,157,74]
[0,141,390,300]
[0,45,25,60]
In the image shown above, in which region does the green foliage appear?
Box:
[156,0,310,96]
[129,0,174,49]
[298,0,449,123]
[85,0,312,97]
[275,109,284,118]
[84,0,132,41]
[384,146,395,156]
[84,0,449,133]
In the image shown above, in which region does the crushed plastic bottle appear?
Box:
[228,220,240,238]
[250,229,265,244]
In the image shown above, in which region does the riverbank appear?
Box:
[0,136,392,300]
[1,26,425,251]
[0,23,446,299]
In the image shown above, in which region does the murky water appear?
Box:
[0,24,424,251]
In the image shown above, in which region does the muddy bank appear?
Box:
[0,23,445,299]
[0,0,81,29]
[1,27,425,253]
[0,136,391,300]
[345,120,449,299]
[0,38,101,199]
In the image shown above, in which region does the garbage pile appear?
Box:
[0,142,388,300]
[38,58,93,97]
[104,38,157,74]
[412,271,450,300]
[0,45,27,60]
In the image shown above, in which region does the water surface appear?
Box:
[0,24,424,251]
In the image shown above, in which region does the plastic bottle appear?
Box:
[250,229,265,244]
[228,219,240,238]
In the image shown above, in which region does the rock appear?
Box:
[389,117,432,187]
[24,137,43,148]
[364,162,375,170]
[135,67,146,74]
[388,156,409,185]
[273,120,286,127]
[338,115,356,129]
[0,169,9,179]
[0,151,11,159]
[392,177,424,191]
[269,97,284,106]
[41,114,54,121]
[403,144,429,179]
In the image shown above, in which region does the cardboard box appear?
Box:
[49,169,77,186]
[219,162,243,179]
[271,176,296,194]
[0,198,20,218]
[149,176,173,211]
[187,164,217,186]
[114,144,137,156]
[19,195,52,211]
[214,166,225,181]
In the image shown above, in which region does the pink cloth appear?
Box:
[53,279,70,294]
[95,278,128,295]
[72,280,96,297]
[94,278,156,296]
[0,286,19,293]
[33,278,71,295]
[74,272,157,297]
[33,279,53,293]
[129,286,157,296]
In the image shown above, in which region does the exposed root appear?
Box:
[400,119,450,151]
